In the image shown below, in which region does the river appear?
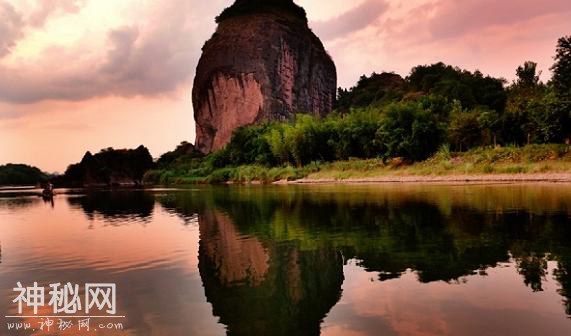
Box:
[1,184,570,335]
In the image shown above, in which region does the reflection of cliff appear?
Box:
[68,191,154,220]
[156,186,571,320]
[199,210,270,286]
[198,209,343,336]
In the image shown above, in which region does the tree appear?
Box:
[223,125,275,166]
[526,91,567,144]
[334,73,406,111]
[0,164,48,186]
[448,110,482,151]
[477,109,500,147]
[551,36,571,100]
[503,61,548,145]
[376,102,444,161]
[516,61,541,88]
[157,142,202,166]
[266,128,290,165]
[550,36,571,142]
[408,62,507,112]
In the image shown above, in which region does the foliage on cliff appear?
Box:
[216,0,307,23]
[0,164,47,186]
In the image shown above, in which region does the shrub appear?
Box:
[376,102,444,161]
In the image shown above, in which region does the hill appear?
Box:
[0,164,48,186]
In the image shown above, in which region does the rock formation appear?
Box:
[61,146,154,187]
[193,0,337,153]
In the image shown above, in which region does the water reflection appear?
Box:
[67,191,155,221]
[0,196,42,210]
[156,185,571,335]
[0,185,570,335]
[198,209,343,335]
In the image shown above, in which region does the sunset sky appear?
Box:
[1,0,570,172]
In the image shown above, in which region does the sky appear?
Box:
[0,0,570,173]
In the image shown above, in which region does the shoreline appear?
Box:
[276,173,571,185]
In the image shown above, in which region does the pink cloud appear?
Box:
[327,0,571,87]
[428,0,571,39]
[0,0,202,105]
[311,0,389,41]
[0,1,24,57]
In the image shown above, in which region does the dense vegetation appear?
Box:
[146,36,571,184]
[216,0,307,23]
[0,164,48,186]
[60,146,154,187]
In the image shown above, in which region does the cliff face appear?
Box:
[193,0,337,153]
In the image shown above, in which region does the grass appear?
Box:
[145,144,571,185]
[309,144,571,180]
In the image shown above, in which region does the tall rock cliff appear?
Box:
[193,0,337,153]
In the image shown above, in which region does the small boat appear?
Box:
[41,189,55,199]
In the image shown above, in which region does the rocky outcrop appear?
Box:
[61,146,154,187]
[193,0,337,153]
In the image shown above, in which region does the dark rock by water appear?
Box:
[59,145,154,187]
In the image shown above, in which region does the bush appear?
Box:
[376,102,444,161]
[448,110,482,151]
[207,168,233,184]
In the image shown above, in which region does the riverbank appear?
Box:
[145,144,571,185]
[280,173,571,185]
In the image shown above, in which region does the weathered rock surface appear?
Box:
[193,0,337,153]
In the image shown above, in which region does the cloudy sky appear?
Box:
[1,0,569,172]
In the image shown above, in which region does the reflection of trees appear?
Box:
[554,256,571,315]
[517,254,548,292]
[511,241,549,292]
[0,196,41,210]
[156,186,571,321]
[68,191,154,220]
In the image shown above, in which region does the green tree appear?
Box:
[477,109,500,147]
[502,61,546,145]
[448,110,482,151]
[526,91,567,143]
[551,36,571,100]
[376,102,444,161]
[266,127,290,165]
[550,36,571,142]
[223,125,275,166]
[408,62,507,112]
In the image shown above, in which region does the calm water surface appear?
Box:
[1,185,571,335]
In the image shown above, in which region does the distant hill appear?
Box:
[59,145,154,187]
[0,164,48,186]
